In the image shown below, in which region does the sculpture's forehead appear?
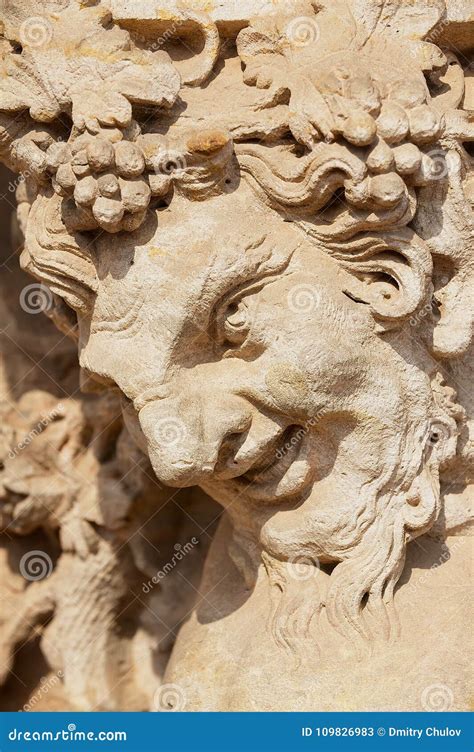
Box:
[96,189,262,276]
[94,188,337,298]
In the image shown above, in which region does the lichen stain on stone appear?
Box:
[187,129,230,155]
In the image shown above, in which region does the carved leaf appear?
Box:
[350,0,446,42]
[0,53,60,118]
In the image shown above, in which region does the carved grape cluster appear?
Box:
[329,73,442,143]
[46,132,169,233]
[323,71,446,208]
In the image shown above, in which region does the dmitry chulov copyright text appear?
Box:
[301,726,463,739]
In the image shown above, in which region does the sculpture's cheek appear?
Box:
[264,361,312,416]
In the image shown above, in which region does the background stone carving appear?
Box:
[0,165,220,709]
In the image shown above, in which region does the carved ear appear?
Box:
[403,460,440,535]
[328,228,433,325]
[403,415,458,537]
[22,192,98,314]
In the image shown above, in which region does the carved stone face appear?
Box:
[79,182,430,548]
[0,0,471,711]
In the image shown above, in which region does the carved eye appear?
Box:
[221,299,251,346]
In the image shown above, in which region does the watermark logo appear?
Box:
[20,283,54,315]
[153,150,187,177]
[287,554,321,581]
[19,16,53,48]
[19,551,53,582]
[287,284,321,314]
[153,683,186,712]
[155,417,188,448]
[424,149,452,181]
[285,17,320,47]
[421,683,454,711]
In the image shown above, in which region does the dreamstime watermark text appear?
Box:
[142,537,199,593]
[8,724,126,743]
[8,404,65,459]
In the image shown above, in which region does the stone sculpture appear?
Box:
[0,0,472,711]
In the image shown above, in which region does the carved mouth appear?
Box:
[230,424,313,501]
[241,425,303,480]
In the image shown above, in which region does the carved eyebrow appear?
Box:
[199,231,300,309]
[214,269,287,321]
[167,230,298,352]
[203,244,299,342]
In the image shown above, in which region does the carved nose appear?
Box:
[139,392,252,486]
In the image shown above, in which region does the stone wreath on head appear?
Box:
[0,0,472,506]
